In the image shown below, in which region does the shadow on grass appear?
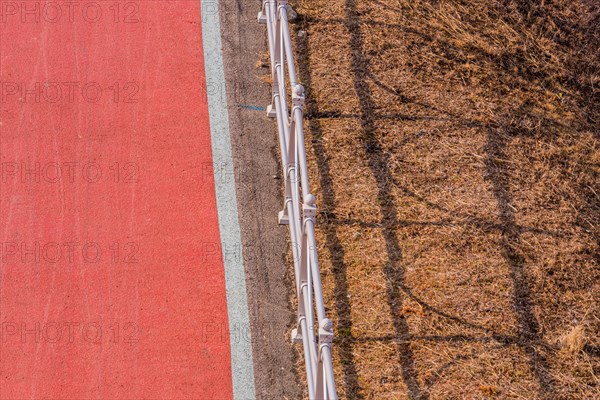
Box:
[483,126,556,394]
[291,0,599,398]
[295,5,364,398]
[342,0,426,398]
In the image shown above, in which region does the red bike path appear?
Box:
[0,2,235,398]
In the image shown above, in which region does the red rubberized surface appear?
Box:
[0,2,233,398]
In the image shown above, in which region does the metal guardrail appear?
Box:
[258,1,338,399]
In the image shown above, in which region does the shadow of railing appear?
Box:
[295,9,364,398]
[291,0,600,398]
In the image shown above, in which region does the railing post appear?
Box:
[318,319,333,399]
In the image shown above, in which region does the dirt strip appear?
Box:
[218,0,302,398]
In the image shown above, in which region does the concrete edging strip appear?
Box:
[201,1,257,398]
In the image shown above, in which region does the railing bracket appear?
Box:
[291,328,303,343]
[257,11,267,24]
[292,84,305,107]
[266,104,277,119]
[318,318,334,345]
[303,194,317,219]
[278,210,289,225]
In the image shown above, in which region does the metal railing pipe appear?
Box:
[258,1,338,398]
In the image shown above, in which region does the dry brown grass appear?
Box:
[265,0,600,398]
[560,325,587,356]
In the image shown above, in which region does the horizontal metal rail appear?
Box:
[258,1,338,399]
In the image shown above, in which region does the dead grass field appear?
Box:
[263,0,600,398]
